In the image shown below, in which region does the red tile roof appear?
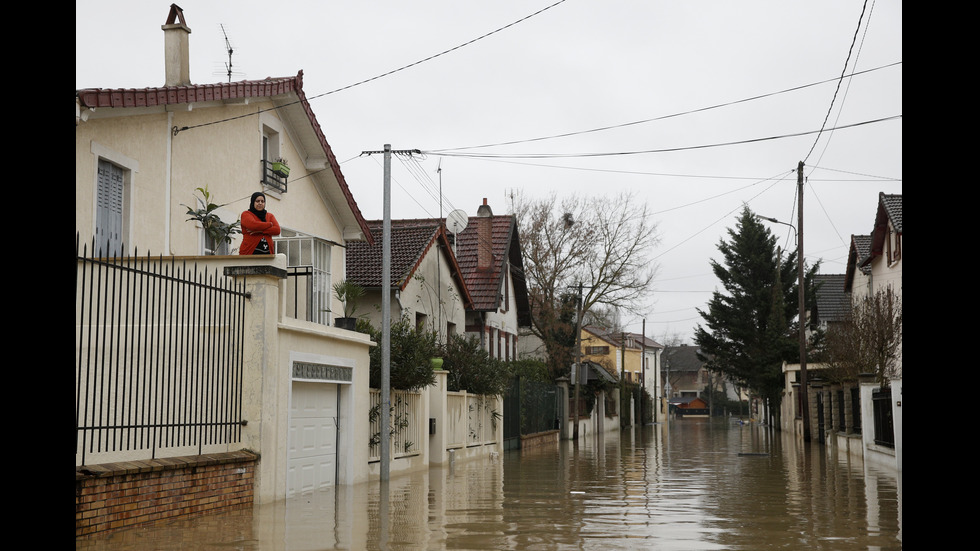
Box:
[455,214,531,325]
[345,220,473,308]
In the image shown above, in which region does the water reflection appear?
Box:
[78,420,901,550]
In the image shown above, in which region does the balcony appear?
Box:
[261,159,288,192]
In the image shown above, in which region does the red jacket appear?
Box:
[239,211,281,255]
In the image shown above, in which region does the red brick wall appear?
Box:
[75,451,257,538]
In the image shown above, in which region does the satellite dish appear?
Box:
[446,209,469,234]
[445,209,469,256]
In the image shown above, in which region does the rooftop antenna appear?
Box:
[214,24,244,82]
[222,25,234,83]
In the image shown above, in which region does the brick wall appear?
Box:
[75,450,258,538]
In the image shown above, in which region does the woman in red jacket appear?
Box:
[239,192,281,255]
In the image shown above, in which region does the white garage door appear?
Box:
[287,381,338,496]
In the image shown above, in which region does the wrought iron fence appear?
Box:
[75,236,247,466]
[872,387,894,447]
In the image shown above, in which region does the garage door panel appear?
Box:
[287,381,338,496]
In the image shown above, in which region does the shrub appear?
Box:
[362,317,439,391]
[443,334,510,396]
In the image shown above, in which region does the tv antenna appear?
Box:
[215,24,244,82]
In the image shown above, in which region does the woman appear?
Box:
[240,192,281,255]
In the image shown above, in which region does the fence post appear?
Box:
[429,368,448,465]
[224,258,287,504]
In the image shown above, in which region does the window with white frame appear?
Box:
[277,230,333,325]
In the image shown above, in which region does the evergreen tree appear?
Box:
[694,207,818,412]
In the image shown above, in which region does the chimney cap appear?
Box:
[163,4,191,31]
[477,198,493,217]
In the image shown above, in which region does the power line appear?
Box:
[425,116,901,160]
[427,62,900,153]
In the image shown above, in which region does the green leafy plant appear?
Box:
[183,186,241,255]
[443,334,510,397]
[363,316,439,391]
[332,279,365,318]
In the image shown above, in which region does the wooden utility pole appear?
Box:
[797,161,811,442]
[572,283,584,441]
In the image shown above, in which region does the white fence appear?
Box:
[369,387,498,463]
[446,391,498,449]
[369,389,425,461]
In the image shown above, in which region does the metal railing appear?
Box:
[872,387,894,447]
[261,159,288,192]
[75,236,247,466]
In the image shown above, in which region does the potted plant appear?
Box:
[332,279,364,330]
[272,157,290,178]
[183,186,241,255]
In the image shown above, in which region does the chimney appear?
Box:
[162,4,192,86]
[477,198,493,271]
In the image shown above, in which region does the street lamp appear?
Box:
[757,213,811,442]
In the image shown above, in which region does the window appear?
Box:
[585,346,610,356]
[261,123,287,192]
[96,160,126,256]
[92,143,137,257]
[277,232,332,325]
[416,312,428,332]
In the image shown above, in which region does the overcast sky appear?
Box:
[76,1,902,345]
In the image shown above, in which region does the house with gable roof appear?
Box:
[76,5,380,515]
[780,193,902,471]
[345,219,473,342]
[455,199,532,361]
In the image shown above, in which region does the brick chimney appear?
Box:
[477,198,493,271]
[162,4,192,86]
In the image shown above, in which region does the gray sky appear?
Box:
[76,1,903,345]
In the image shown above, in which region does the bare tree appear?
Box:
[821,287,902,385]
[513,190,660,379]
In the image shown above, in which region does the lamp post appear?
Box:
[757,212,810,442]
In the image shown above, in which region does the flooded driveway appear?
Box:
[77,420,902,550]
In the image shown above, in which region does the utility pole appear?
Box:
[361,145,421,481]
[572,283,584,441]
[797,161,811,442]
[641,319,646,425]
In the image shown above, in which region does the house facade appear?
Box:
[661,345,709,399]
[781,192,902,471]
[76,5,378,506]
[455,199,532,361]
[345,219,472,343]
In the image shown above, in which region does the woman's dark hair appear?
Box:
[249,192,267,222]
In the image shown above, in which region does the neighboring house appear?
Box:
[782,192,902,472]
[579,326,623,381]
[813,274,850,333]
[661,345,709,398]
[668,396,709,417]
[865,193,903,299]
[455,199,532,361]
[844,234,873,300]
[76,5,377,505]
[628,332,664,407]
[345,219,473,343]
[579,327,662,389]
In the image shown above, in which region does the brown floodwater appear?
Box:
[77,419,902,550]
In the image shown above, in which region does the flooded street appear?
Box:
[78,420,902,550]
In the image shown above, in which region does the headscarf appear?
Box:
[248,192,268,222]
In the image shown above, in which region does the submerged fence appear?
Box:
[75,236,247,466]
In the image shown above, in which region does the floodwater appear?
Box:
[78,419,902,550]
